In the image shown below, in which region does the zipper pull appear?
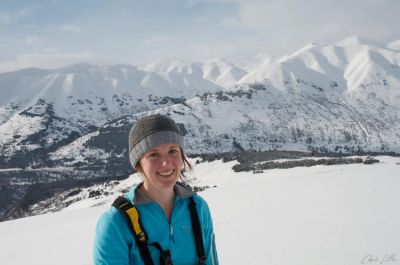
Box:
[169,224,176,243]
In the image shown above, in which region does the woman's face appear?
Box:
[137,143,183,191]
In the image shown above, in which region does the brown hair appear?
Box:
[180,148,193,180]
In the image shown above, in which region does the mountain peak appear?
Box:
[1,37,400,182]
[144,57,188,73]
[290,42,321,57]
[388,40,400,50]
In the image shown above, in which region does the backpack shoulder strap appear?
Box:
[188,197,207,265]
[112,196,154,265]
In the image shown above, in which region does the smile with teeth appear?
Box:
[157,169,175,177]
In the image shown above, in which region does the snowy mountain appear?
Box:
[141,57,248,88]
[1,36,400,220]
[47,37,400,167]
[0,61,239,168]
[388,39,400,50]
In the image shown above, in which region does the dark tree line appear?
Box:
[232,157,379,172]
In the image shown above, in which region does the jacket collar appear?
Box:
[133,182,195,205]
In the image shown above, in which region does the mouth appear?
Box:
[157,169,175,177]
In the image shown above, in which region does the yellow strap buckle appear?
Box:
[126,207,147,242]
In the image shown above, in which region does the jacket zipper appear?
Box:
[168,201,176,244]
[169,223,175,243]
[153,200,177,244]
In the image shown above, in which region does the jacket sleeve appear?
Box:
[93,209,132,265]
[196,196,219,265]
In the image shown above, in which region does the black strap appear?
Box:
[151,242,173,265]
[113,196,206,265]
[188,197,207,265]
[113,196,154,265]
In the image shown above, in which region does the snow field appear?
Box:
[0,156,399,265]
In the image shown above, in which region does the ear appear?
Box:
[135,163,144,175]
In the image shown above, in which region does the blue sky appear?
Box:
[0,0,399,72]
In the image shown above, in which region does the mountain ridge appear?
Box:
[1,36,400,170]
[1,36,400,221]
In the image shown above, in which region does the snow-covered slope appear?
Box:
[2,36,399,170]
[51,77,400,169]
[239,37,400,100]
[0,156,399,265]
[0,62,226,167]
[142,57,248,88]
[0,62,228,128]
[388,39,400,50]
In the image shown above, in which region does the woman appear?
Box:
[93,114,219,265]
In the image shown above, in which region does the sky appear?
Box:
[0,0,399,72]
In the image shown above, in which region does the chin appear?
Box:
[157,175,179,188]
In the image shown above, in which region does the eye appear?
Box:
[169,148,179,154]
[148,152,160,159]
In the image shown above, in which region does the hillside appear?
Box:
[1,36,400,220]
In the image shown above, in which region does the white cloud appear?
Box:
[214,0,400,55]
[1,0,398,68]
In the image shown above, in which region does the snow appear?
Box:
[1,156,399,265]
[388,40,400,51]
[49,131,111,165]
[0,114,45,156]
[142,58,189,73]
[141,57,247,89]
[1,37,400,162]
[0,206,103,265]
[205,156,400,265]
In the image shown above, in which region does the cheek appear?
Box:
[137,160,152,176]
[143,161,155,173]
[175,156,184,168]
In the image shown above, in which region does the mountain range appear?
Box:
[1,36,400,220]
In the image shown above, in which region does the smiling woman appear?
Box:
[93,114,219,265]
[138,144,184,193]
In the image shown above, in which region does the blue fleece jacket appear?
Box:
[93,182,219,265]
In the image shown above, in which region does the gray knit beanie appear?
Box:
[128,114,184,168]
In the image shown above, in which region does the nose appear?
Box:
[160,154,171,166]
